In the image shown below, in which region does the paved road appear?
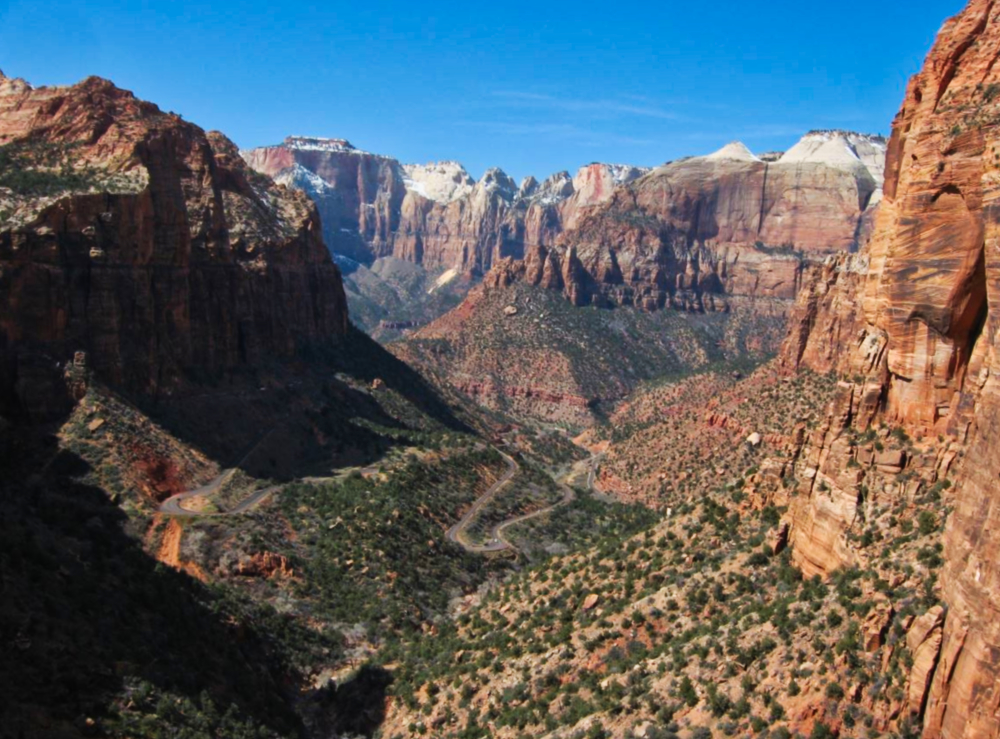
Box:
[159,424,284,517]
[159,471,283,518]
[445,451,520,553]
[160,469,236,516]
[446,450,604,555]
[587,453,605,493]
[160,443,408,519]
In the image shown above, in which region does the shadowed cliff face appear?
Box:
[0,73,349,421]
[778,2,1000,736]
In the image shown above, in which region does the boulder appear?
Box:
[906,606,944,717]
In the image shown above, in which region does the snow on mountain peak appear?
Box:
[284,136,360,153]
[477,167,517,200]
[779,131,886,185]
[272,163,334,196]
[530,171,575,206]
[402,161,476,204]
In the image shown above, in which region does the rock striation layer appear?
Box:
[245,133,885,312]
[508,133,885,312]
[244,137,651,276]
[777,2,1000,736]
[0,74,349,420]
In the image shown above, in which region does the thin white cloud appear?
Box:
[455,119,656,147]
[681,124,810,141]
[491,90,681,120]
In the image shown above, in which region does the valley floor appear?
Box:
[3,341,947,739]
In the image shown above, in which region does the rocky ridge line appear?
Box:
[0,72,349,420]
[776,2,1000,735]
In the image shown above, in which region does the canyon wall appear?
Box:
[242,137,406,264]
[0,73,349,420]
[244,132,884,312]
[511,133,884,311]
[244,137,652,276]
[777,2,1000,735]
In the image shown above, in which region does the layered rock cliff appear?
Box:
[247,132,885,321]
[777,2,1000,735]
[241,136,405,264]
[244,137,650,275]
[0,73,349,421]
[511,132,885,311]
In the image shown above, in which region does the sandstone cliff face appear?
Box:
[244,137,649,276]
[507,134,884,312]
[640,136,881,252]
[0,74,349,420]
[245,133,885,320]
[391,166,522,274]
[242,137,406,264]
[777,2,1000,735]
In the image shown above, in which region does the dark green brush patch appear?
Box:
[274,449,512,637]
[0,140,103,197]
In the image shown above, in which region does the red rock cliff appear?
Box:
[491,134,883,312]
[779,2,1000,735]
[0,74,349,420]
[245,133,882,305]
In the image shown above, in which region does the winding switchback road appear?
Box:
[160,429,603,560]
[160,474,282,517]
[446,450,604,555]
[159,424,284,517]
[445,451,520,553]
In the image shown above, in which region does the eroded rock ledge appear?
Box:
[775,2,1000,735]
[0,73,349,420]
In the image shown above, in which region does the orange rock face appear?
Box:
[245,134,881,315]
[778,2,1000,736]
[0,74,348,420]
[493,139,882,312]
[244,141,648,275]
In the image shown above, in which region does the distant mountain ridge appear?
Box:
[243,130,884,279]
[477,130,885,317]
[386,130,887,420]
[242,135,653,275]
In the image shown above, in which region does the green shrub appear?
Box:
[825,682,845,700]
[678,676,699,707]
[918,511,938,536]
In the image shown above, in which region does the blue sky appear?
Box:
[0,0,966,182]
